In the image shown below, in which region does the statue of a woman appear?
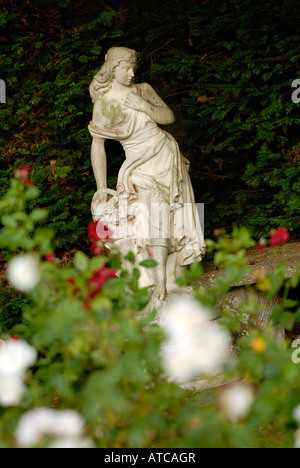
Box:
[88,47,205,309]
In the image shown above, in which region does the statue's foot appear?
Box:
[153,285,166,300]
[142,284,166,316]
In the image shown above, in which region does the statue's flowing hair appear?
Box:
[89,47,138,103]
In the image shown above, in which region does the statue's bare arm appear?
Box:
[124,83,175,125]
[91,137,107,198]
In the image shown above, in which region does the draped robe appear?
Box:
[89,83,206,286]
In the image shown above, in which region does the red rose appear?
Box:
[18,165,30,176]
[15,165,33,185]
[256,239,266,251]
[65,278,75,286]
[45,252,56,263]
[90,243,105,257]
[65,278,79,296]
[87,221,113,242]
[83,299,91,310]
[269,227,289,247]
[87,266,117,298]
[87,221,99,242]
[10,335,20,341]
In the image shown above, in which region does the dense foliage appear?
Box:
[150,0,300,237]
[0,0,299,254]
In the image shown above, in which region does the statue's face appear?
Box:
[114,60,136,86]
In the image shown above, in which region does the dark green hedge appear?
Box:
[0,0,299,252]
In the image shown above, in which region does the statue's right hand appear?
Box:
[93,188,109,204]
[92,187,118,205]
[91,187,118,219]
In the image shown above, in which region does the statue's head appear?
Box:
[104,47,137,70]
[89,47,138,103]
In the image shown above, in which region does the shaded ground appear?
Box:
[199,241,300,342]
[200,241,300,287]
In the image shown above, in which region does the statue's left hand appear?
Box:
[124,92,148,113]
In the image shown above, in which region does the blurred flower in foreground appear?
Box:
[294,428,300,448]
[15,165,33,185]
[48,437,95,449]
[0,338,37,407]
[269,227,289,247]
[218,383,255,422]
[0,338,37,376]
[0,374,25,407]
[160,298,231,384]
[292,405,300,424]
[45,252,56,263]
[7,254,41,292]
[65,278,80,297]
[253,269,272,292]
[90,242,104,257]
[256,238,267,251]
[15,408,89,448]
[87,221,113,242]
[87,266,117,299]
[251,336,267,353]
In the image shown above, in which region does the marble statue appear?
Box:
[88,46,205,309]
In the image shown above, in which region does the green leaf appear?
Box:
[24,186,40,200]
[74,251,89,272]
[1,214,18,228]
[139,259,158,268]
[89,256,107,272]
[290,272,300,289]
[125,251,136,264]
[283,298,299,309]
[30,208,48,223]
[215,251,227,265]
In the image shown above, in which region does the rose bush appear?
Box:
[0,170,299,448]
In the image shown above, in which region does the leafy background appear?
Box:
[0,0,299,255]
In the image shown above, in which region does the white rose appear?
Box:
[160,297,211,340]
[294,428,300,448]
[7,254,41,292]
[218,383,255,422]
[0,375,25,407]
[292,405,300,424]
[0,338,37,376]
[15,408,86,447]
[48,437,95,449]
[160,298,230,384]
